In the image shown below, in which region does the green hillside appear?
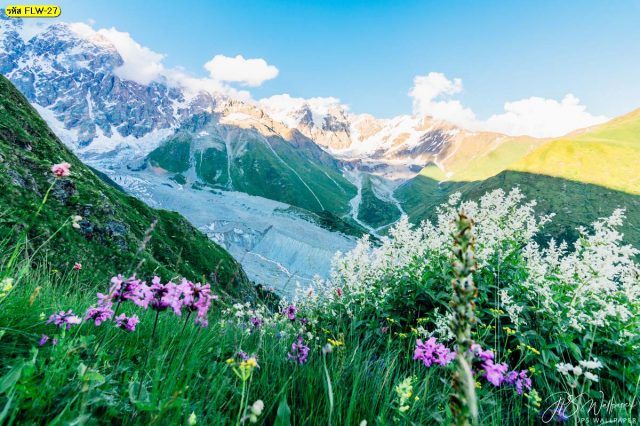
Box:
[398,110,640,248]
[148,114,358,216]
[510,109,640,195]
[0,76,252,297]
[357,174,402,229]
[397,171,640,247]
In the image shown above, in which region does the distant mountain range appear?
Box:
[1,14,638,287]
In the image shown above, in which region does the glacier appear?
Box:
[104,167,356,295]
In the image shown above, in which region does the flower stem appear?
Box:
[137,310,160,400]
[235,377,246,426]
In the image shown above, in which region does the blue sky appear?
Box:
[24,0,640,123]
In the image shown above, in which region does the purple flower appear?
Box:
[414,337,456,367]
[194,313,209,328]
[47,310,82,329]
[180,279,213,322]
[100,275,152,309]
[299,317,308,326]
[470,343,494,361]
[504,370,532,395]
[38,334,50,346]
[85,302,114,326]
[149,277,182,314]
[554,406,570,422]
[483,359,509,386]
[285,305,297,321]
[114,313,139,332]
[250,316,263,328]
[287,336,310,365]
[237,351,249,361]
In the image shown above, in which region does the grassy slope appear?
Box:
[399,109,640,248]
[357,174,402,229]
[148,126,358,215]
[451,136,545,181]
[510,109,640,195]
[0,76,251,297]
[397,171,640,248]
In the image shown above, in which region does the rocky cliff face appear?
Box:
[0,16,217,157]
[1,14,537,183]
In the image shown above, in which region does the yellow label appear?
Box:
[5,5,61,18]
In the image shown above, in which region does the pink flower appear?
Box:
[505,370,532,395]
[47,310,81,329]
[73,263,82,271]
[180,279,212,319]
[470,343,494,361]
[103,275,152,308]
[51,162,71,177]
[115,313,140,332]
[336,287,343,297]
[149,277,182,314]
[284,305,297,321]
[483,359,509,386]
[85,302,114,326]
[414,337,456,367]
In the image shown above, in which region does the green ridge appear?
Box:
[397,171,640,248]
[357,174,401,229]
[0,75,252,297]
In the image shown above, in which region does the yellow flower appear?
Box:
[327,338,344,347]
[1,277,13,292]
[526,345,540,355]
[502,326,516,335]
[226,358,235,365]
[240,357,258,372]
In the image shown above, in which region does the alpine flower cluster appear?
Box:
[414,339,532,395]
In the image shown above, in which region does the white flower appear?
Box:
[579,359,603,370]
[251,400,264,416]
[584,372,599,382]
[556,363,574,375]
[573,366,583,377]
[187,412,197,425]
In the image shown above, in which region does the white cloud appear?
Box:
[66,23,277,95]
[259,94,344,128]
[69,23,165,85]
[409,72,477,127]
[204,55,279,87]
[485,94,608,137]
[408,72,608,137]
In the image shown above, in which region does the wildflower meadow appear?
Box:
[0,163,638,424]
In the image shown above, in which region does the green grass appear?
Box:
[0,75,251,298]
[0,257,537,425]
